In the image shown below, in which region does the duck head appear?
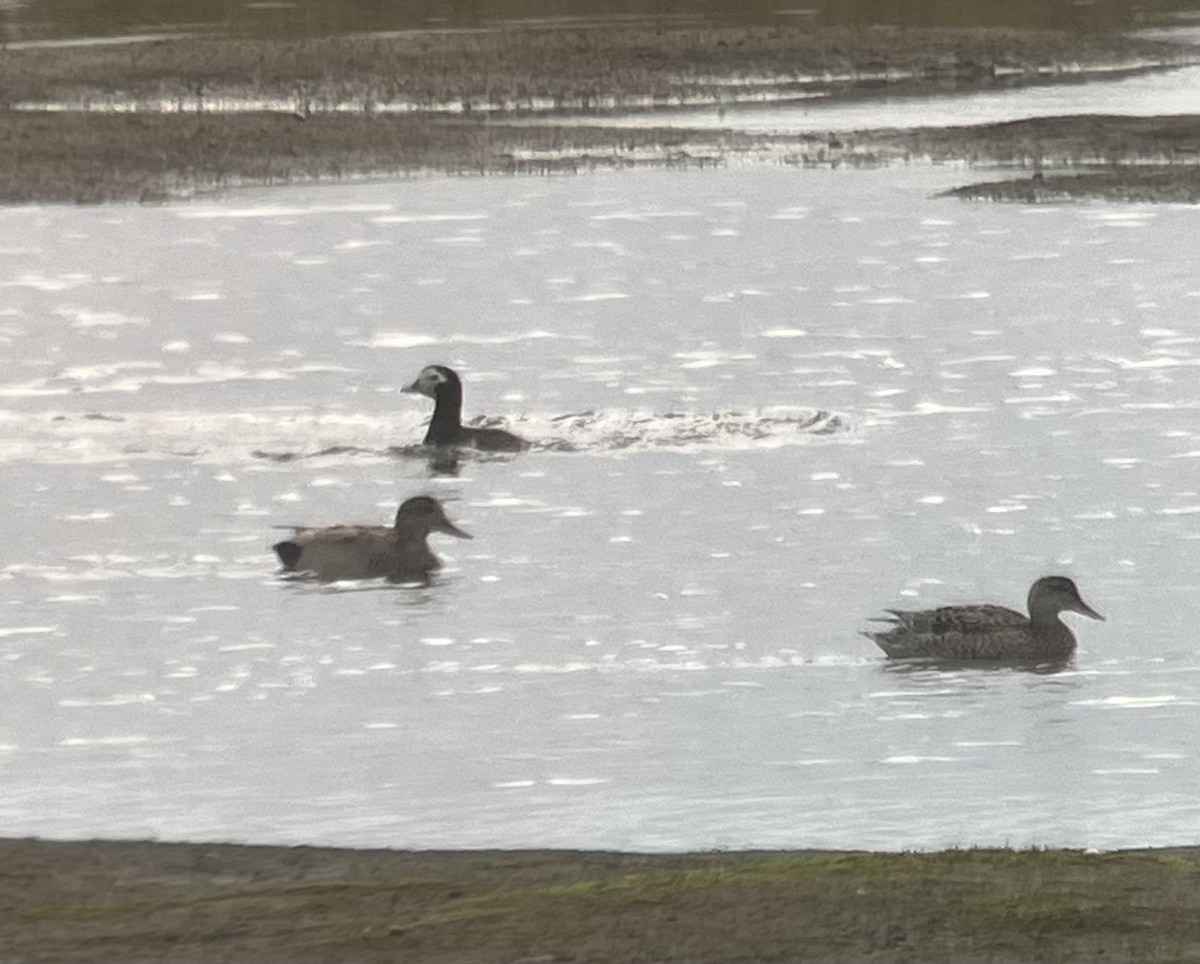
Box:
[1028,576,1104,622]
[402,364,460,400]
[394,495,472,540]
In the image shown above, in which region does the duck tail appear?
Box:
[273,540,303,570]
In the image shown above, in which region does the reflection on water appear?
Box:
[1,166,1199,851]
[537,61,1200,134]
[5,0,1199,43]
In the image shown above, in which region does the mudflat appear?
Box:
[2,22,1198,202]
[3,838,1198,963]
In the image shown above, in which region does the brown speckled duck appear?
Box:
[863,576,1104,663]
[272,495,471,584]
[402,364,528,452]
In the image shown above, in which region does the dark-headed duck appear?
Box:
[402,364,528,452]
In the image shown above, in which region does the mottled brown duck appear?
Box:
[272,495,471,584]
[864,576,1104,663]
[402,364,528,452]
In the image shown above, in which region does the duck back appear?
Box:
[868,604,1075,662]
[459,423,528,452]
[273,525,397,582]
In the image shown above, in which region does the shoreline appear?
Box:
[2,23,1199,203]
[5,837,1198,963]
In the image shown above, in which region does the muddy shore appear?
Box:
[4,838,1197,964]
[2,23,1198,202]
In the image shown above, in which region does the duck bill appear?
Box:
[1074,598,1105,622]
[400,378,420,394]
[438,520,473,540]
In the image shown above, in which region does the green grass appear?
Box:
[383,850,1198,964]
[2,841,1195,963]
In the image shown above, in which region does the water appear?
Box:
[2,165,1199,852]
[541,61,1200,135]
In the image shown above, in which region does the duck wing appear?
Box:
[273,525,396,581]
[464,424,529,452]
[865,604,1041,660]
[883,604,1028,636]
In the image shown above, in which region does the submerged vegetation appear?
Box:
[2,839,1197,963]
[1,23,1198,202]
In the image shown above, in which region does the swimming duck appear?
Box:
[863,575,1104,663]
[402,364,528,452]
[272,495,472,584]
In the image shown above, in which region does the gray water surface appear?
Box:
[1,165,1198,850]
[532,59,1200,135]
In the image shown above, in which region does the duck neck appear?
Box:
[424,380,464,445]
[1027,598,1065,632]
[390,518,431,548]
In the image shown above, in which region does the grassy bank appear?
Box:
[881,114,1200,202]
[6,108,1198,204]
[2,24,1199,203]
[0,111,755,203]
[2,839,1196,963]
[5,25,1192,111]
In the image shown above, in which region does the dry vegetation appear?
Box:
[1,23,1199,202]
[0,111,763,203]
[872,114,1200,202]
[945,166,1200,202]
[3,25,1193,110]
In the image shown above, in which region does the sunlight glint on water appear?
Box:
[0,165,1198,850]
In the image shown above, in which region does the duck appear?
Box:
[402,364,528,452]
[863,575,1104,663]
[272,495,472,584]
